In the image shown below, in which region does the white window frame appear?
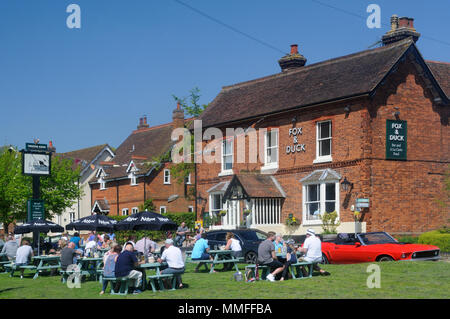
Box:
[160,206,167,214]
[313,120,333,164]
[163,169,171,184]
[219,138,234,176]
[209,193,224,217]
[262,129,279,171]
[69,212,76,223]
[130,173,138,186]
[122,208,129,216]
[132,207,139,214]
[99,178,106,190]
[188,206,194,213]
[302,180,340,226]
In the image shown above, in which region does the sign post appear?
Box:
[21,142,52,253]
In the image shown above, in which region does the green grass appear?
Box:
[0,261,448,299]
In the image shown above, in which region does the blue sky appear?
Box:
[1,0,449,153]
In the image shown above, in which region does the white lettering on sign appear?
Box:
[287,127,306,155]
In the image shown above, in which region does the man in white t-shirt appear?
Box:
[158,239,185,289]
[15,240,34,278]
[299,229,330,276]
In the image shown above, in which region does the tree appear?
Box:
[172,87,209,117]
[0,146,82,230]
[0,147,30,230]
[40,155,82,219]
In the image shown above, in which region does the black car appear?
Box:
[205,229,268,263]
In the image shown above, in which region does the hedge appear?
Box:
[418,229,450,252]
[108,212,195,245]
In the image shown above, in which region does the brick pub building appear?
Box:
[194,16,449,236]
[90,104,195,216]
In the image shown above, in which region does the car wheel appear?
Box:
[378,255,394,262]
[245,251,258,264]
[321,253,330,264]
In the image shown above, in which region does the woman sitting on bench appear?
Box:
[100,244,121,295]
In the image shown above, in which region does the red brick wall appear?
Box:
[195,54,449,234]
[91,162,194,216]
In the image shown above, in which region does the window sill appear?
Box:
[302,219,323,226]
[313,156,332,164]
[261,164,278,172]
[218,170,234,177]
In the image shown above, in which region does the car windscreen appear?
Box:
[359,232,397,245]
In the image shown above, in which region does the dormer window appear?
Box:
[99,178,106,190]
[130,173,137,186]
[164,169,171,184]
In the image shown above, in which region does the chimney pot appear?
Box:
[290,44,298,55]
[382,15,420,45]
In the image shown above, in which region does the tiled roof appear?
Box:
[198,39,448,128]
[426,60,450,97]
[57,144,112,171]
[224,174,286,199]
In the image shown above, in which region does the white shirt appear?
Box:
[15,245,33,264]
[85,240,97,252]
[303,235,322,260]
[229,238,242,252]
[161,245,184,269]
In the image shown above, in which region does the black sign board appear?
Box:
[25,143,48,152]
[27,199,45,221]
[386,120,407,160]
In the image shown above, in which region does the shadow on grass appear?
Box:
[0,287,25,294]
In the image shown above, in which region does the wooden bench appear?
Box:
[147,274,176,292]
[0,261,12,274]
[244,264,270,281]
[102,277,133,295]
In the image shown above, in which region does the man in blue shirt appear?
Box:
[191,233,214,273]
[114,242,144,294]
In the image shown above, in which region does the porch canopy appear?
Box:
[222,174,286,202]
[92,199,110,214]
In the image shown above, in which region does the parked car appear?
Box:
[321,231,440,264]
[204,229,268,263]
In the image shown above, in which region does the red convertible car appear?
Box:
[321,232,440,264]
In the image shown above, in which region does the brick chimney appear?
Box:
[48,141,56,152]
[278,44,307,72]
[382,15,420,45]
[137,115,149,130]
[172,102,185,129]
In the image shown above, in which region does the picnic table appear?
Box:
[76,257,103,281]
[10,255,61,279]
[186,249,240,273]
[137,261,171,291]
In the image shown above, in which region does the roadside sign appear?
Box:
[22,152,51,175]
[27,199,45,221]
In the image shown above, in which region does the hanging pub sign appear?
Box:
[386,120,407,160]
[22,152,51,175]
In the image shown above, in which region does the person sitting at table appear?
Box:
[15,239,34,279]
[60,242,82,272]
[84,236,99,257]
[298,229,330,276]
[115,242,144,294]
[273,233,285,254]
[1,235,19,261]
[121,235,137,252]
[135,236,157,256]
[191,232,215,273]
[280,240,298,281]
[257,231,285,282]
[87,231,96,242]
[224,232,242,258]
[101,235,111,249]
[158,239,185,289]
[102,241,118,264]
[69,232,82,250]
[100,244,121,295]
[174,222,189,247]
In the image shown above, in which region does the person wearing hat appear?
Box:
[298,229,330,276]
[158,239,185,289]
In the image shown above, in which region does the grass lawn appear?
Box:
[0,261,448,299]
